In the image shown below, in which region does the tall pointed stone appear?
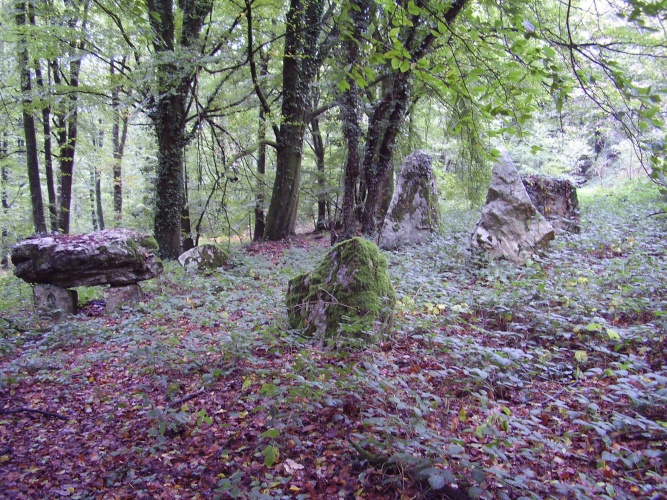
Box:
[471,153,554,262]
[379,151,440,250]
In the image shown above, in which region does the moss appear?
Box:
[138,236,160,253]
[286,237,396,342]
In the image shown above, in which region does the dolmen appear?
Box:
[11,229,163,315]
[471,153,554,263]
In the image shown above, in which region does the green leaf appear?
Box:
[261,445,279,467]
[574,350,588,363]
[606,328,621,341]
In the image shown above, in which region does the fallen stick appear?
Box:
[0,407,68,420]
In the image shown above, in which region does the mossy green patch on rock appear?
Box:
[138,236,160,253]
[286,237,396,343]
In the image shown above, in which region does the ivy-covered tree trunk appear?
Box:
[15,0,46,234]
[152,84,186,258]
[339,0,370,241]
[146,0,212,258]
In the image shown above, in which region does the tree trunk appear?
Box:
[94,121,104,230]
[152,84,186,259]
[263,0,324,240]
[360,72,410,235]
[28,3,57,232]
[1,133,9,268]
[16,1,47,234]
[310,117,328,231]
[253,105,267,241]
[339,0,370,241]
[111,58,128,224]
[146,0,212,258]
[89,166,98,231]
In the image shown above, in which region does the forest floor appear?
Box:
[0,183,666,500]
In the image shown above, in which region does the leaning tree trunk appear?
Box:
[360,72,411,236]
[16,1,46,234]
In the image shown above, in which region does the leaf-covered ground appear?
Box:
[1,183,666,499]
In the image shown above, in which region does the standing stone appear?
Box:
[379,151,440,250]
[286,237,396,342]
[34,284,78,316]
[178,244,231,272]
[104,284,144,312]
[471,153,554,262]
[522,175,580,234]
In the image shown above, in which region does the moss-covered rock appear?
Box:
[178,244,231,272]
[286,237,396,342]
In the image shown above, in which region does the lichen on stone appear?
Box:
[286,237,396,343]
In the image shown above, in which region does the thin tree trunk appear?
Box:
[111,58,127,224]
[16,1,46,234]
[310,117,328,231]
[253,105,267,241]
[1,133,9,268]
[28,3,57,232]
[94,121,104,230]
[89,166,98,231]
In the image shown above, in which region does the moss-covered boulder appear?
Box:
[286,237,396,341]
[178,244,231,272]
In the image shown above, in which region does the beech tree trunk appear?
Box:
[16,1,46,234]
[29,3,57,232]
[111,58,128,224]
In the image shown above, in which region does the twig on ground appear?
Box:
[0,407,68,420]
[169,389,206,407]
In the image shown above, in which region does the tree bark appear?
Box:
[111,58,128,224]
[263,0,324,240]
[310,117,328,231]
[339,0,370,241]
[15,1,47,234]
[1,133,9,268]
[253,105,267,241]
[146,0,212,258]
[28,2,57,232]
[358,0,468,236]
